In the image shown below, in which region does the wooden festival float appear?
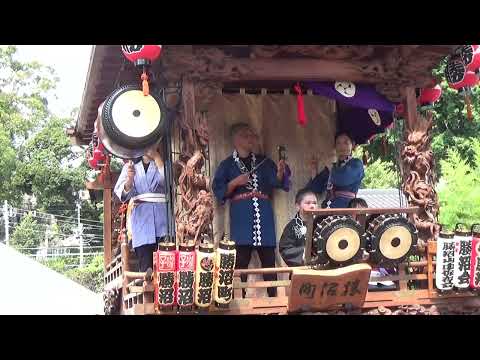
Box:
[68,45,480,315]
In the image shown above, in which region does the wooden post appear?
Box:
[304,214,314,265]
[427,241,436,298]
[404,87,417,131]
[401,86,440,247]
[103,187,113,268]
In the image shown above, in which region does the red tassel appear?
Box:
[141,70,149,97]
[294,83,307,127]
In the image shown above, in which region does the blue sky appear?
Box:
[14,45,92,118]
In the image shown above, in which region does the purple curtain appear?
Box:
[306,81,395,144]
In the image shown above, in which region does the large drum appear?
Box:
[313,216,366,267]
[99,84,167,159]
[367,214,418,265]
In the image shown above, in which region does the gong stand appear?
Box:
[160,83,183,244]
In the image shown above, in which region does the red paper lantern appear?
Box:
[93,143,106,163]
[121,45,162,66]
[445,58,478,93]
[88,157,98,169]
[417,85,442,109]
[445,57,478,120]
[121,45,163,97]
[457,45,480,77]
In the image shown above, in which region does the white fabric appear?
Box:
[132,193,166,203]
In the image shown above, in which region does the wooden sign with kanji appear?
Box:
[288,264,372,313]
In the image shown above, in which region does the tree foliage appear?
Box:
[437,140,480,230]
[10,213,44,250]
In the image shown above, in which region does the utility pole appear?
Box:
[3,200,9,246]
[77,201,84,268]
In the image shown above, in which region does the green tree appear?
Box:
[437,140,480,230]
[10,213,44,251]
[65,255,104,293]
[361,159,399,189]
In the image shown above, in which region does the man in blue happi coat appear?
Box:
[213,123,289,297]
[114,145,167,274]
[307,132,365,208]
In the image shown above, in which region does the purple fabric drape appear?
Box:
[306,81,395,144]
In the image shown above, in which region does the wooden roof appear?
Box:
[71,45,457,145]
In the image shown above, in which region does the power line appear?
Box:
[12,206,103,224]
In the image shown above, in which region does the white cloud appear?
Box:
[13,45,92,118]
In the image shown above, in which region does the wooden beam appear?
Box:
[212,58,380,83]
[405,87,418,131]
[103,187,112,268]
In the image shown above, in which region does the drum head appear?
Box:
[369,215,418,265]
[378,226,413,260]
[325,227,361,263]
[101,84,166,156]
[315,216,365,267]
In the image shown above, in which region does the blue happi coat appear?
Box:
[114,161,168,249]
[213,153,288,248]
[306,157,365,208]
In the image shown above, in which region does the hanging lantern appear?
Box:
[435,227,455,291]
[195,242,216,310]
[445,57,478,120]
[457,45,480,79]
[452,224,472,290]
[121,45,163,97]
[417,85,442,110]
[213,241,236,308]
[154,242,177,311]
[176,242,196,311]
[470,224,480,290]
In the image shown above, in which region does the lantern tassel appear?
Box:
[362,149,369,166]
[294,83,307,127]
[141,70,149,97]
[465,94,473,121]
[382,135,388,157]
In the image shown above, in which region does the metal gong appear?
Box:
[367,214,418,265]
[314,216,366,267]
[99,84,166,159]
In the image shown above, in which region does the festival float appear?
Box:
[67,45,480,315]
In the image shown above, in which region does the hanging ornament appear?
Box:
[394,103,405,118]
[445,57,478,120]
[294,83,307,127]
[457,45,480,79]
[416,85,442,111]
[362,147,369,166]
[382,134,388,157]
[121,45,163,97]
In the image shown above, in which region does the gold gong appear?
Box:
[378,226,413,260]
[111,90,161,138]
[325,228,361,263]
